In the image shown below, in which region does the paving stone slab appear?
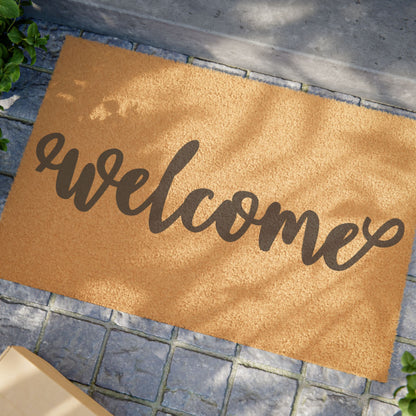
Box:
[296,386,362,416]
[226,366,297,416]
[397,281,416,340]
[112,311,173,339]
[370,342,416,399]
[0,175,13,218]
[53,295,112,321]
[0,299,46,353]
[307,86,360,105]
[366,400,400,416]
[177,328,236,356]
[0,119,32,176]
[92,392,152,416]
[248,72,301,90]
[31,20,81,70]
[136,44,188,63]
[239,345,302,373]
[408,235,416,277]
[0,67,51,122]
[163,347,232,416]
[192,58,246,77]
[360,99,416,120]
[97,330,169,401]
[305,363,367,394]
[0,279,50,305]
[38,313,106,384]
[82,31,133,50]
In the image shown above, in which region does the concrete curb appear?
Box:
[28,0,416,111]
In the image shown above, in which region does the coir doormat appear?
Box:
[1,37,416,381]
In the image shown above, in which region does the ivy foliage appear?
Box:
[394,351,416,416]
[0,0,48,151]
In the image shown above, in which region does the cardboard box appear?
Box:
[0,346,113,415]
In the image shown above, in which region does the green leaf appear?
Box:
[403,352,416,373]
[6,65,19,82]
[409,375,416,391]
[0,76,12,93]
[0,0,19,19]
[0,44,8,60]
[394,385,407,398]
[0,138,9,152]
[7,26,24,44]
[9,48,24,65]
[400,398,412,413]
[24,44,36,64]
[409,400,416,415]
[27,22,39,39]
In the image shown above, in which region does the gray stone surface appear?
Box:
[192,58,246,77]
[97,330,169,400]
[305,363,367,394]
[361,99,416,119]
[31,20,81,70]
[239,345,302,373]
[112,311,173,339]
[0,119,33,176]
[370,342,416,399]
[367,399,400,416]
[38,313,106,384]
[53,295,112,321]
[397,281,416,339]
[0,175,13,218]
[82,31,133,50]
[248,72,301,90]
[0,67,51,122]
[27,0,416,111]
[296,386,362,416]
[136,44,188,63]
[307,86,360,105]
[409,235,416,277]
[92,392,152,416]
[0,299,46,352]
[177,328,236,356]
[0,279,50,305]
[226,366,297,416]
[163,348,232,416]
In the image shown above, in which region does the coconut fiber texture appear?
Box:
[1,36,416,381]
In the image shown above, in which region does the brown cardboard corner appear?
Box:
[0,346,113,416]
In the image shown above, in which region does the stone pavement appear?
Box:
[1,19,416,416]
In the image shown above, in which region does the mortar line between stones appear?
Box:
[0,112,34,125]
[360,379,372,416]
[88,316,113,393]
[20,63,54,74]
[407,275,416,283]
[92,384,156,408]
[150,326,179,416]
[289,361,308,416]
[0,171,15,179]
[33,293,57,353]
[219,344,242,416]
[396,336,416,347]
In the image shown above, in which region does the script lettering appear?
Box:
[35,133,405,271]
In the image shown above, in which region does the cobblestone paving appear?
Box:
[1,19,416,416]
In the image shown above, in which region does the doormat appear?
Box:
[1,36,416,381]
